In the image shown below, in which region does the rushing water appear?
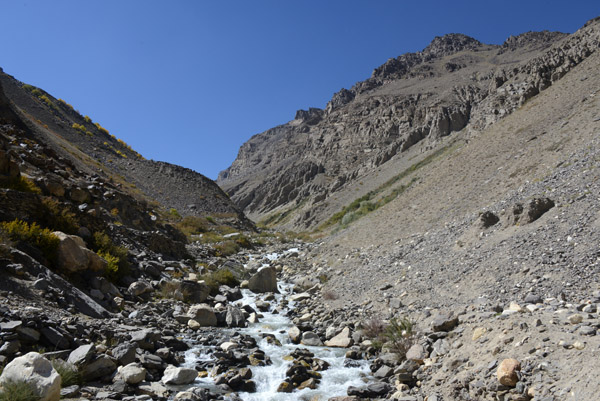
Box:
[184,251,372,400]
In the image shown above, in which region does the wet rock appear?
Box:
[248,266,278,293]
[0,352,61,401]
[301,331,323,346]
[225,305,247,328]
[288,326,302,344]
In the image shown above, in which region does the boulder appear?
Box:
[81,355,117,381]
[497,358,521,387]
[114,363,146,384]
[405,343,428,364]
[431,311,459,332]
[111,343,138,366]
[248,266,278,293]
[225,305,246,328]
[288,326,302,344]
[180,280,210,303]
[187,304,217,327]
[0,352,61,401]
[53,232,107,273]
[324,327,353,348]
[67,344,96,367]
[300,331,323,346]
[128,281,153,297]
[162,365,198,385]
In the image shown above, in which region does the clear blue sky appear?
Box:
[2,1,598,179]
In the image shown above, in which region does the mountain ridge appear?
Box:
[218,18,599,230]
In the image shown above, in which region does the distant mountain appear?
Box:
[218,17,599,230]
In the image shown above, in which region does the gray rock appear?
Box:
[114,362,146,384]
[187,304,217,327]
[0,352,61,401]
[300,331,323,346]
[67,344,96,367]
[111,343,137,366]
[81,355,117,381]
[248,266,278,293]
[226,305,246,328]
[431,312,459,332]
[162,365,198,385]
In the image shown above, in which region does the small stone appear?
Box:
[497,358,521,387]
[472,327,487,341]
[568,314,583,324]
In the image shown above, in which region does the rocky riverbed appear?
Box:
[2,238,598,401]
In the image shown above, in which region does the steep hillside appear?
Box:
[0,70,251,228]
[218,17,600,230]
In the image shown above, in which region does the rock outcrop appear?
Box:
[218,17,600,230]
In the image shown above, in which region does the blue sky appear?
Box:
[2,1,599,179]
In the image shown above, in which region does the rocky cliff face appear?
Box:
[218,17,600,229]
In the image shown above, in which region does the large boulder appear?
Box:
[497,358,521,387]
[162,365,198,385]
[187,304,217,327]
[324,327,353,348]
[53,232,107,273]
[114,363,147,384]
[179,280,210,303]
[225,305,246,328]
[248,266,278,293]
[0,352,61,401]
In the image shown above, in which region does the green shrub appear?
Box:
[0,379,41,401]
[383,317,415,360]
[214,240,240,257]
[200,269,239,295]
[176,216,208,237]
[51,359,82,387]
[92,232,130,283]
[157,280,190,302]
[40,198,79,234]
[0,219,59,265]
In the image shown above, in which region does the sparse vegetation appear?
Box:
[200,269,239,295]
[72,123,93,137]
[0,219,59,265]
[157,280,190,302]
[40,198,79,234]
[1,175,41,194]
[92,232,130,283]
[322,289,338,300]
[0,379,41,401]
[51,359,82,387]
[362,316,415,359]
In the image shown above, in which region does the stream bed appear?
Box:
[183,251,372,400]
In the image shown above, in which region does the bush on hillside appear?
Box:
[0,219,59,265]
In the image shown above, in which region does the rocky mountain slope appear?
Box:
[0,70,250,227]
[218,17,600,231]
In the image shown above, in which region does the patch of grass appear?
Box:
[319,143,458,230]
[157,280,189,302]
[2,175,42,194]
[200,269,240,295]
[51,359,82,387]
[92,232,130,283]
[0,219,59,266]
[0,379,41,401]
[383,317,415,360]
[322,289,337,300]
[176,216,209,237]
